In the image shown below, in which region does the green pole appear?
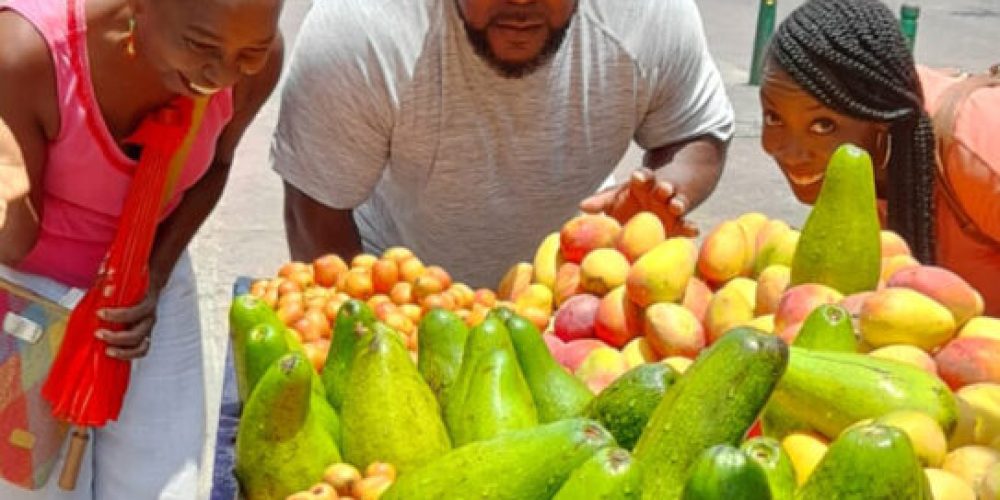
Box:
[749,0,778,86]
[900,4,920,53]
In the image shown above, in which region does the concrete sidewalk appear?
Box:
[191,1,1000,496]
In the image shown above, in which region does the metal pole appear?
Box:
[749,0,778,86]
[900,4,920,53]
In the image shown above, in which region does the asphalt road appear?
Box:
[191,1,1000,495]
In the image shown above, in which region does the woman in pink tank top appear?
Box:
[0,0,284,497]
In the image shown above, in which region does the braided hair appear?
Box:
[768,0,936,263]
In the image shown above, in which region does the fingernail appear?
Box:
[95,330,106,340]
[105,348,117,357]
[97,310,107,320]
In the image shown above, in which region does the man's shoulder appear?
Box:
[305,0,438,51]
[582,0,702,64]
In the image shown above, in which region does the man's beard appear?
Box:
[462,15,572,79]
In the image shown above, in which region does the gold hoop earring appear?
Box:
[125,18,137,57]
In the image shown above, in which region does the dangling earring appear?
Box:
[877,131,892,171]
[125,18,136,57]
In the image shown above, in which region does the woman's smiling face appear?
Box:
[759,63,889,204]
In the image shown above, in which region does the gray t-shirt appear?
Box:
[273,0,734,288]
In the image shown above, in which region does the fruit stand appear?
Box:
[218,146,1000,499]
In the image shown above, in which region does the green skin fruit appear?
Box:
[340,324,451,474]
[320,300,376,411]
[553,446,644,500]
[382,418,614,500]
[634,327,789,500]
[444,316,518,439]
[798,424,932,499]
[507,314,594,423]
[449,349,539,446]
[769,347,958,441]
[233,322,290,403]
[585,363,678,450]
[229,293,283,342]
[235,353,342,500]
[792,304,858,353]
[791,143,882,295]
[741,437,796,500]
[682,445,772,500]
[417,308,470,407]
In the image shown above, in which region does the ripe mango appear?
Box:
[643,302,705,359]
[743,314,775,334]
[616,211,666,262]
[560,214,622,263]
[941,446,1000,495]
[697,220,751,286]
[958,316,1000,342]
[553,293,601,342]
[880,230,912,258]
[625,237,698,308]
[948,383,1000,451]
[860,288,956,352]
[554,262,583,306]
[594,286,639,348]
[888,266,985,328]
[532,232,563,290]
[781,433,828,485]
[579,248,630,296]
[621,337,658,367]
[680,277,713,325]
[755,227,800,277]
[773,284,843,343]
[879,254,920,286]
[874,410,948,467]
[924,468,976,500]
[935,337,1000,389]
[735,212,770,276]
[756,264,791,316]
[575,346,629,394]
[868,344,938,375]
[497,262,534,301]
[704,278,757,344]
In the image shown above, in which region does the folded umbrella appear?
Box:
[41,96,208,489]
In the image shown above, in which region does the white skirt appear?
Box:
[0,252,206,500]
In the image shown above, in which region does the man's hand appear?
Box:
[579,168,699,236]
[97,287,160,360]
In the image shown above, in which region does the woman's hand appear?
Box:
[97,287,161,360]
[579,168,699,237]
[0,157,31,231]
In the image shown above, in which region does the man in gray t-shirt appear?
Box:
[273,0,734,287]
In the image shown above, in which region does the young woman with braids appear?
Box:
[760,0,1000,315]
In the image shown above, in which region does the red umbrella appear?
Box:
[41,96,209,489]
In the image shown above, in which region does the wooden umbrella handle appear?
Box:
[58,426,90,490]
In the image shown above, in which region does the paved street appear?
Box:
[190,1,1000,495]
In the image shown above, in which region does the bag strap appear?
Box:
[931,65,1000,249]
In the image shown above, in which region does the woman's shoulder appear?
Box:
[917,65,967,115]
[0,10,59,140]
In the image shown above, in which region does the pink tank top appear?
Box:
[2,0,234,289]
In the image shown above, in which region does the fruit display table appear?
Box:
[210,277,251,500]
[219,147,1000,500]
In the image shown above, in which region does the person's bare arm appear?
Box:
[645,134,728,213]
[283,182,364,262]
[0,11,59,264]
